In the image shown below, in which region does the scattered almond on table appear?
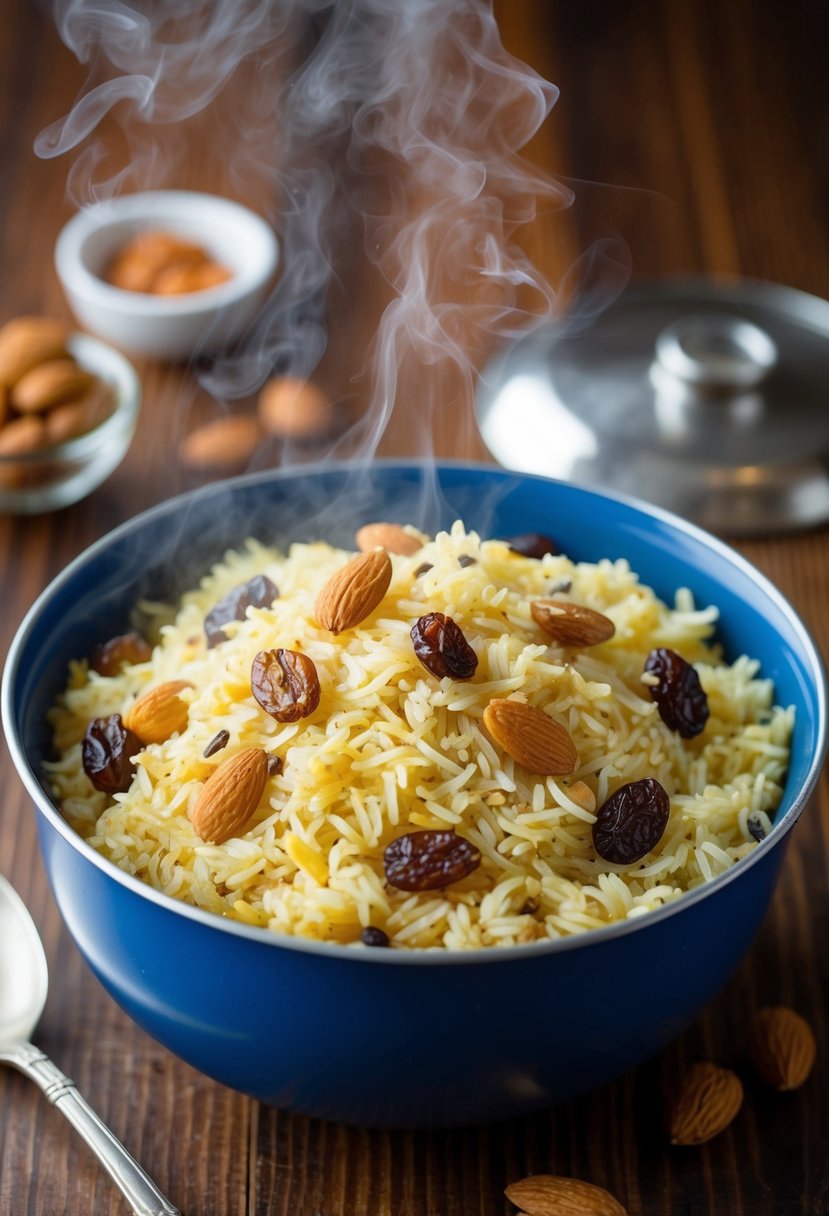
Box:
[257,375,332,440]
[105,229,232,295]
[178,414,265,472]
[505,1173,628,1216]
[0,315,114,487]
[749,1005,817,1091]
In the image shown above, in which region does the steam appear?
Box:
[38,0,612,471]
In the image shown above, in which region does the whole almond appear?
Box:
[123,680,193,744]
[153,260,232,295]
[0,316,68,386]
[315,548,393,634]
[179,415,264,471]
[0,414,47,456]
[669,1062,743,1145]
[355,522,424,556]
[483,698,577,775]
[106,230,209,292]
[258,376,331,440]
[189,747,268,843]
[11,358,95,414]
[749,1006,816,1091]
[505,1174,627,1216]
[44,383,115,445]
[531,599,615,647]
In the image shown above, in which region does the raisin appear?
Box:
[457,554,477,568]
[644,647,709,738]
[746,813,767,842]
[204,574,278,648]
[520,897,539,915]
[251,648,321,722]
[82,714,143,794]
[411,612,478,679]
[203,729,230,758]
[504,533,558,559]
[267,754,284,777]
[90,631,152,676]
[361,926,391,947]
[384,830,481,891]
[592,778,670,865]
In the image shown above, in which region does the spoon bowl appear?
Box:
[0,876,180,1216]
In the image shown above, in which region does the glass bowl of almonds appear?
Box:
[2,462,825,1126]
[54,190,279,361]
[0,316,140,514]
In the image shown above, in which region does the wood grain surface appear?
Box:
[1,2,828,1213]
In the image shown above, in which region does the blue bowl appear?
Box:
[3,461,826,1127]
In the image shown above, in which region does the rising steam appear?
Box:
[38,0,586,464]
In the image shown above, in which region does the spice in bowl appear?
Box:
[104,230,232,296]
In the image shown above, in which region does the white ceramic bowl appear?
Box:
[0,332,140,514]
[55,191,279,361]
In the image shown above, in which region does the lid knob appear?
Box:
[654,314,778,391]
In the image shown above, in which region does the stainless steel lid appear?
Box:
[475,277,829,535]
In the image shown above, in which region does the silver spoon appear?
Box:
[0,875,180,1216]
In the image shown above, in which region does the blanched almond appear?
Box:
[355,522,424,556]
[750,1006,816,1091]
[179,415,264,470]
[315,548,392,634]
[531,599,615,647]
[0,316,68,386]
[123,680,193,744]
[189,747,268,843]
[483,698,577,775]
[669,1062,743,1145]
[505,1174,628,1216]
[11,358,95,414]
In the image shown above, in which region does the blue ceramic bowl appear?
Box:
[2,462,826,1128]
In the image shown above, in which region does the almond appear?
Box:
[0,316,68,386]
[315,548,392,634]
[179,415,264,471]
[668,1062,743,1145]
[749,1006,816,1091]
[44,383,115,445]
[153,260,232,295]
[505,1174,627,1216]
[11,358,95,414]
[483,698,577,775]
[123,680,193,744]
[531,599,615,647]
[566,779,596,813]
[257,376,332,440]
[189,747,268,843]
[0,414,47,489]
[355,522,424,556]
[105,230,209,292]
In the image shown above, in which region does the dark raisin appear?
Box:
[644,647,710,738]
[204,575,278,648]
[361,926,391,947]
[746,813,767,842]
[520,897,539,915]
[384,830,481,891]
[592,778,670,865]
[414,562,433,577]
[267,754,284,777]
[203,729,230,758]
[457,554,477,568]
[81,714,143,794]
[90,631,152,676]
[504,533,558,559]
[410,612,478,679]
[251,648,321,722]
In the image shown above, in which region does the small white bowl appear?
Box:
[55,191,279,361]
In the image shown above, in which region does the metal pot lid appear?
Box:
[475,277,829,535]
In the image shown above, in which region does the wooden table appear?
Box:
[2,2,828,1212]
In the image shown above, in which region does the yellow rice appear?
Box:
[45,522,793,949]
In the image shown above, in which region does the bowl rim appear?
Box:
[3,458,826,966]
[54,189,279,318]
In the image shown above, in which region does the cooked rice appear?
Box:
[46,522,793,950]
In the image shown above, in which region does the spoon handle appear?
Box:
[3,1042,181,1216]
